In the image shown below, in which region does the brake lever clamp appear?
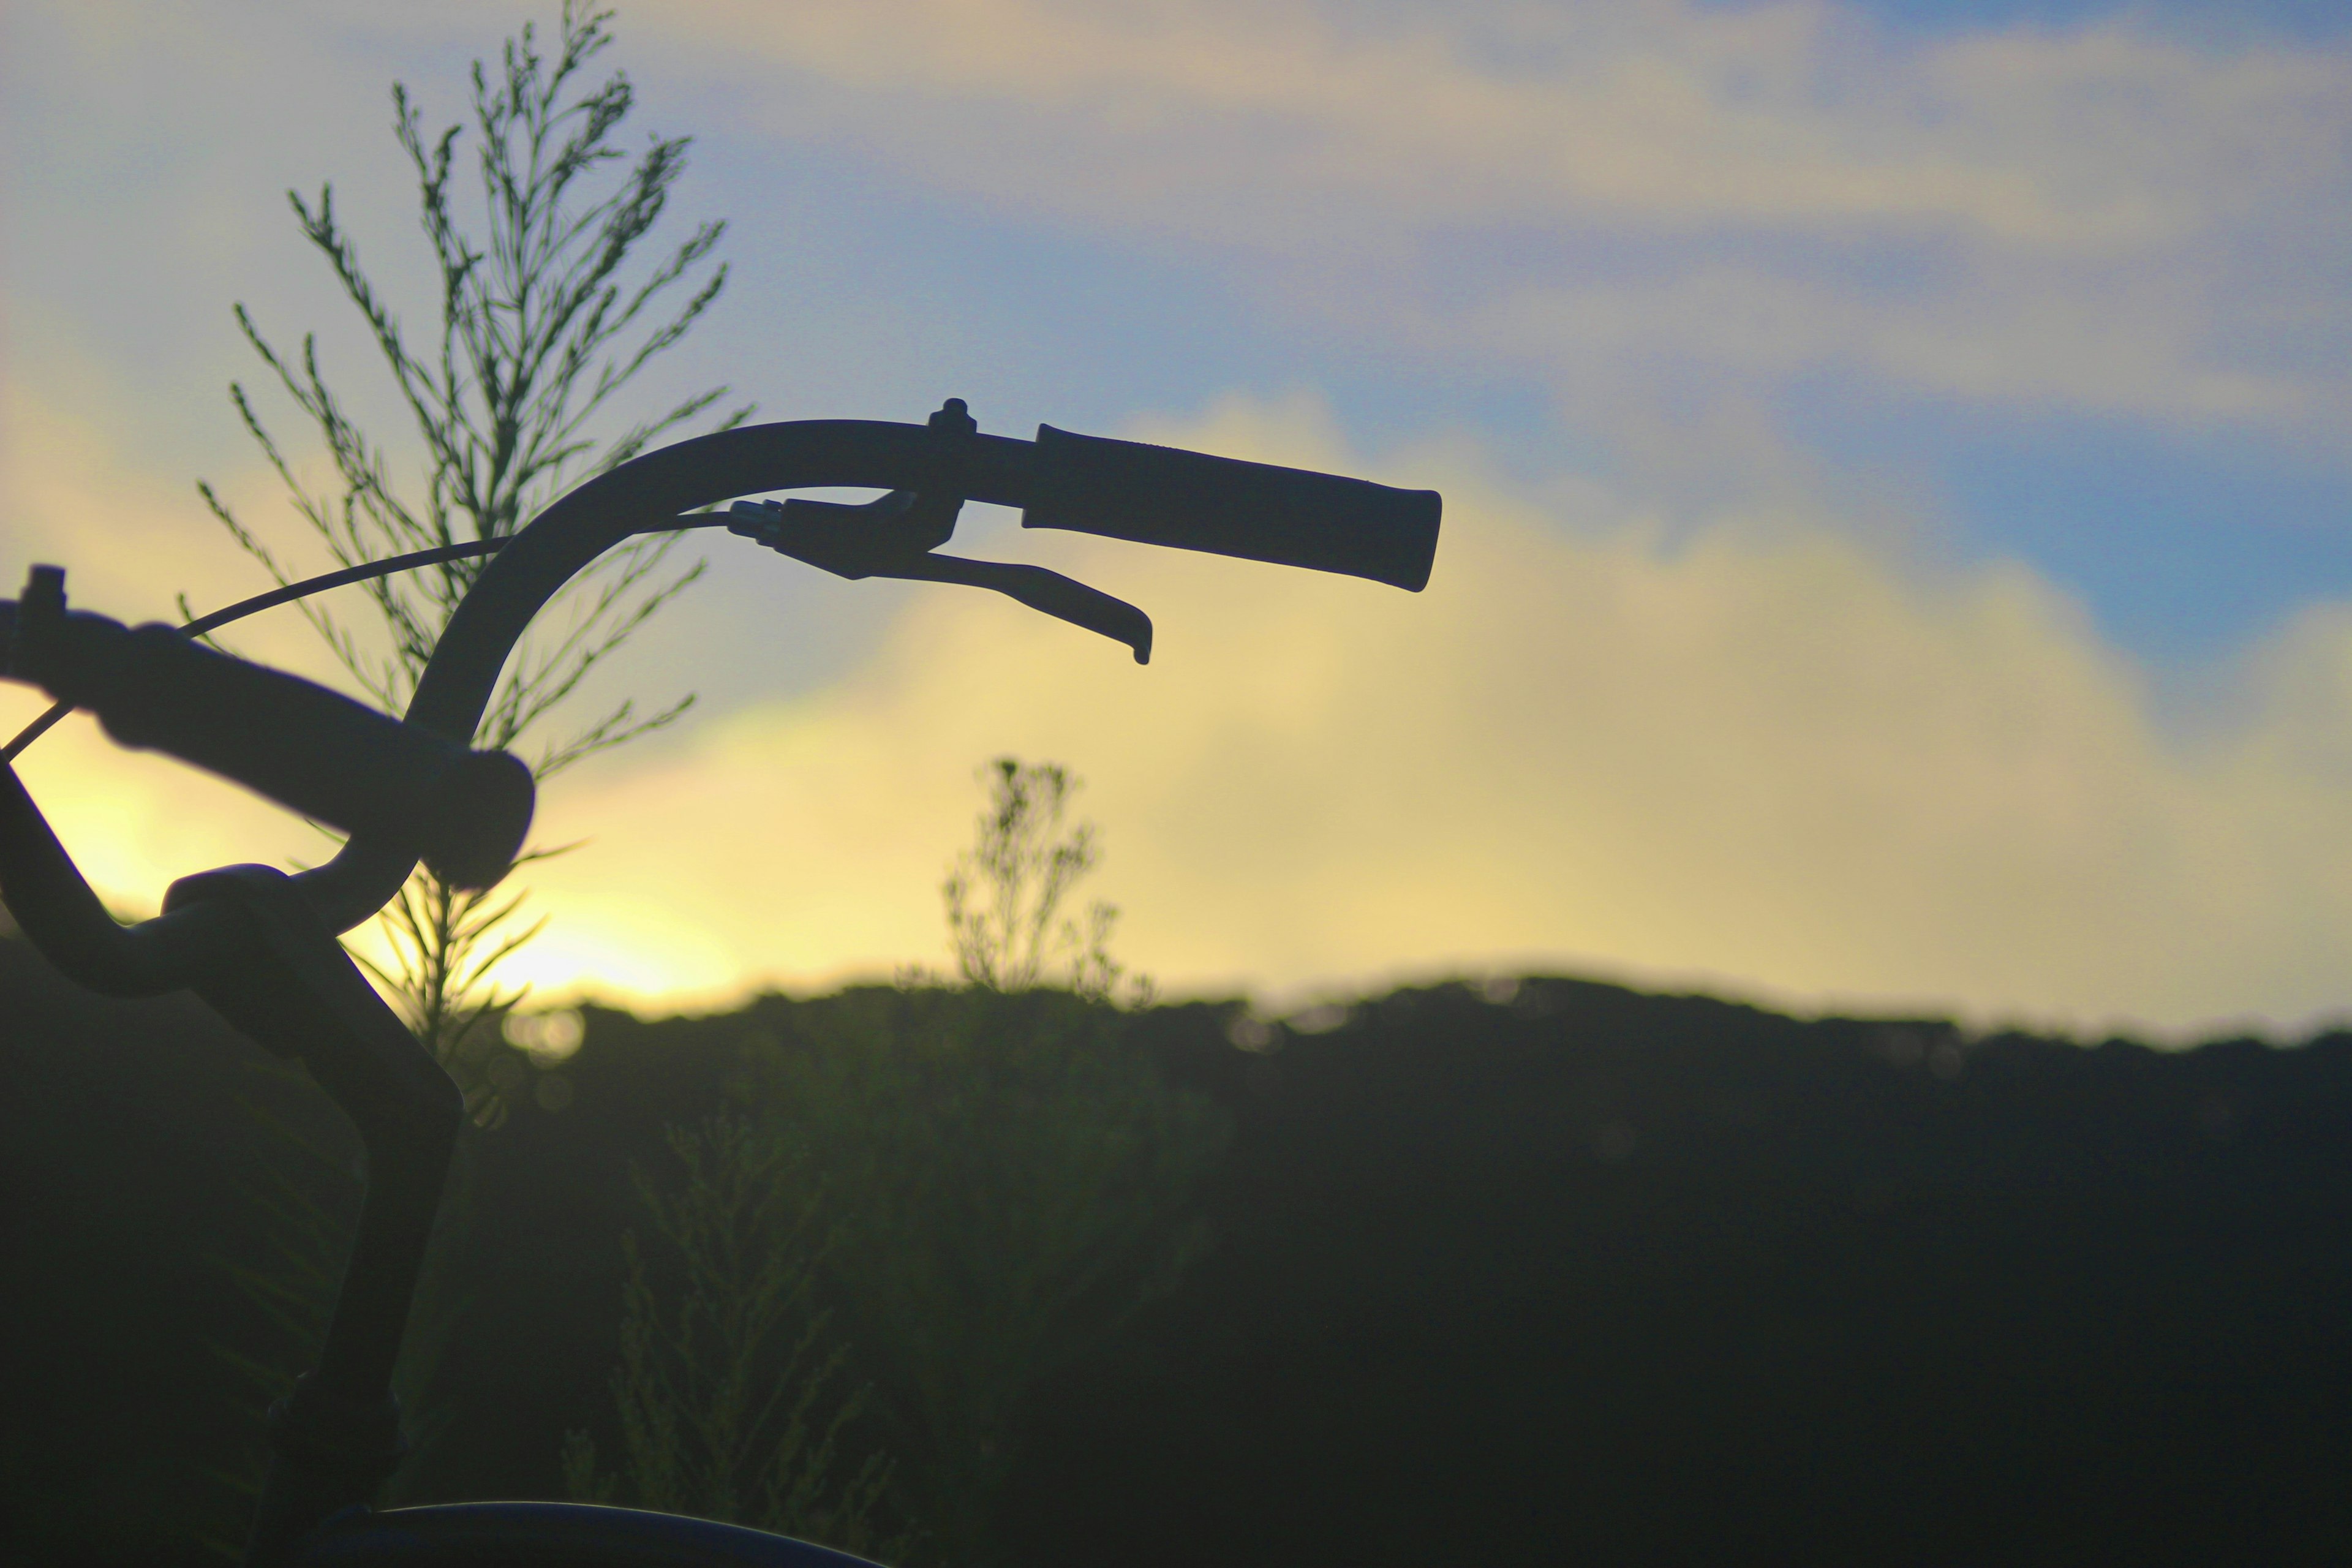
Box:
[907,394,979,543]
[4,565,70,685]
[720,398,1157,662]
[726,397,978,579]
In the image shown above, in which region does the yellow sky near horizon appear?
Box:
[14,382,2352,1042]
[8,0,2352,1043]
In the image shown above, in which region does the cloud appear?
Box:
[642,0,2352,430]
[488,391,2352,1038]
[661,0,2264,243]
[15,373,2352,1039]
[8,6,2352,1042]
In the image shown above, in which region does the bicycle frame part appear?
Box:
[293,1501,887,1566]
[149,865,464,1566]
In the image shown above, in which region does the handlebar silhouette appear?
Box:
[1023,424,1441,591]
[0,407,1442,976]
[1,568,532,891]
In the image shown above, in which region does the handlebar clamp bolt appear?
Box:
[9,565,67,680]
[723,500,788,548]
[928,398,977,439]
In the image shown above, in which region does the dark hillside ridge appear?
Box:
[1039,982,2352,1566]
[7,944,2352,1565]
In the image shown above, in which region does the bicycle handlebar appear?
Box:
[0,569,532,891]
[1023,424,1441,591]
[0,408,1439,960]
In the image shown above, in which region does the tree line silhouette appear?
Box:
[9,921,2352,1565]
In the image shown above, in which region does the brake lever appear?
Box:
[723,396,1155,662]
[725,490,952,579]
[722,396,970,574]
[884,553,1152,664]
[726,496,1155,663]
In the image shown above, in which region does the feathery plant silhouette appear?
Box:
[196,0,747,1513]
[196,0,747,1092]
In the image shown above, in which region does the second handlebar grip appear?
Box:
[21,612,532,891]
[1021,424,1441,591]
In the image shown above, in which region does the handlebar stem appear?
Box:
[160,865,464,1566]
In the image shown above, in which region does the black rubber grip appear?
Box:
[1021,424,1441,591]
[10,607,532,891]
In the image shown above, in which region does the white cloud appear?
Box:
[486,391,2352,1038]
[661,0,2266,243]
[7,6,2352,1042]
[641,0,2352,428]
[15,375,2352,1039]
[13,0,2345,478]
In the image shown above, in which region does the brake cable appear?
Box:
[0,537,513,764]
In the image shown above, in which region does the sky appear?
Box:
[2,0,2350,1038]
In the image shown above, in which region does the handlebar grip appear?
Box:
[1021,424,1441,591]
[5,594,531,891]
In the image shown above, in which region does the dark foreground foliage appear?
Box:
[7,926,2352,1566]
